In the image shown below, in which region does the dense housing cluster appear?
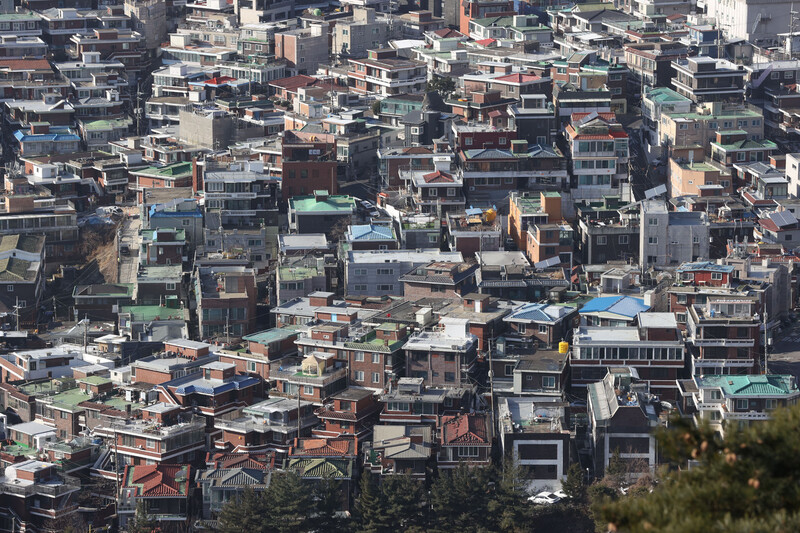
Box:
[0,0,798,529]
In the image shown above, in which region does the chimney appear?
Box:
[30,122,50,135]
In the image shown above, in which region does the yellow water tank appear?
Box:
[484,208,497,222]
[559,342,569,354]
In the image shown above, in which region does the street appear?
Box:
[118,214,141,284]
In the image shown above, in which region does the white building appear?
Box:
[640,199,709,269]
[705,0,793,45]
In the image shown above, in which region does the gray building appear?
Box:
[345,249,462,297]
[332,7,395,59]
[640,200,709,269]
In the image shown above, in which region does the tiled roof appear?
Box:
[284,457,353,479]
[441,413,490,445]
[0,257,36,282]
[422,170,455,183]
[269,74,317,90]
[206,452,275,469]
[291,437,355,457]
[493,73,542,84]
[505,302,575,323]
[348,223,395,241]
[124,464,191,497]
[697,374,798,397]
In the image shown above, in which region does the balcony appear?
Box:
[690,337,755,347]
[205,192,258,200]
[723,411,770,420]
[272,366,347,387]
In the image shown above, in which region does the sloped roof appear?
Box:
[124,464,191,497]
[0,257,36,282]
[198,467,270,488]
[697,374,798,397]
[291,437,356,457]
[580,295,649,318]
[206,451,275,469]
[441,413,490,445]
[505,302,575,323]
[348,223,395,242]
[284,457,353,479]
[422,170,455,183]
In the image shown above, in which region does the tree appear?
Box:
[381,473,427,531]
[355,470,389,533]
[265,471,312,533]
[487,457,532,533]
[371,100,382,116]
[309,475,347,533]
[563,463,587,503]
[598,405,800,532]
[426,75,456,99]
[430,464,493,532]
[217,487,269,533]
[127,500,157,533]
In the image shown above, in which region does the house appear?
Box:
[579,295,650,326]
[438,412,492,468]
[214,398,318,456]
[346,223,399,250]
[587,368,665,479]
[194,264,257,340]
[399,261,479,300]
[118,464,192,530]
[288,192,356,235]
[404,317,479,387]
[269,353,348,405]
[686,298,761,376]
[503,302,578,349]
[347,49,427,97]
[497,397,570,492]
[378,377,473,425]
[313,388,380,440]
[0,460,80,532]
[677,374,800,438]
[196,453,274,519]
[283,444,355,510]
[572,317,686,400]
[97,417,207,466]
[365,424,433,479]
[345,249,463,298]
[671,57,745,104]
[565,112,630,201]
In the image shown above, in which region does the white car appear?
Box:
[528,490,567,505]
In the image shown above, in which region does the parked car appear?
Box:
[528,490,567,505]
[120,244,130,256]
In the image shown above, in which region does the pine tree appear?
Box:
[355,469,389,533]
[598,405,800,532]
[563,463,587,502]
[217,487,269,533]
[487,457,531,533]
[430,468,458,532]
[309,475,347,533]
[265,471,312,533]
[380,473,427,531]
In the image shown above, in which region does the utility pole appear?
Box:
[83,315,89,354]
[12,297,20,332]
[225,308,230,346]
[764,310,769,375]
[297,386,301,440]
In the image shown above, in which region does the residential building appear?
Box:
[196,453,274,519]
[399,261,479,300]
[345,249,462,298]
[365,424,433,479]
[677,374,800,438]
[332,8,395,59]
[118,464,192,529]
[497,396,570,492]
[194,264,257,340]
[347,49,427,97]
[313,388,380,440]
[671,57,746,104]
[587,368,665,479]
[0,460,80,533]
[269,353,348,404]
[288,192,356,235]
[572,316,685,399]
[565,112,630,201]
[459,0,515,35]
[640,199,709,269]
[503,302,578,349]
[404,317,479,387]
[438,412,492,468]
[659,102,764,152]
[123,0,167,51]
[378,377,473,425]
[274,23,329,75]
[280,131,338,201]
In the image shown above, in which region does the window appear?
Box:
[542,376,556,389]
[247,361,257,372]
[597,236,607,245]
[518,323,526,334]
[648,217,658,226]
[735,399,749,410]
[447,188,456,197]
[60,411,68,419]
[6,286,12,292]
[766,399,778,410]
[372,372,380,383]
[619,235,629,245]
[372,353,380,364]
[648,236,658,245]
[354,268,368,276]
[710,390,721,400]
[428,188,437,196]
[737,152,747,162]
[444,372,455,382]
[505,364,514,376]
[539,325,547,334]
[711,272,723,280]
[464,137,472,146]
[460,446,480,457]
[377,284,393,291]
[355,371,364,382]
[146,438,156,449]
[166,282,176,291]
[429,235,438,243]
[354,284,367,292]
[355,351,364,362]
[302,385,313,395]
[377,268,394,275]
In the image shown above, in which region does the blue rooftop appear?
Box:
[164,373,260,396]
[506,302,575,323]
[348,223,395,241]
[580,295,649,318]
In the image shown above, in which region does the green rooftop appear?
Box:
[513,195,544,214]
[119,305,186,322]
[698,374,797,397]
[48,388,92,411]
[132,161,193,179]
[82,118,133,131]
[289,194,356,214]
[141,228,187,243]
[645,87,691,104]
[666,108,762,121]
